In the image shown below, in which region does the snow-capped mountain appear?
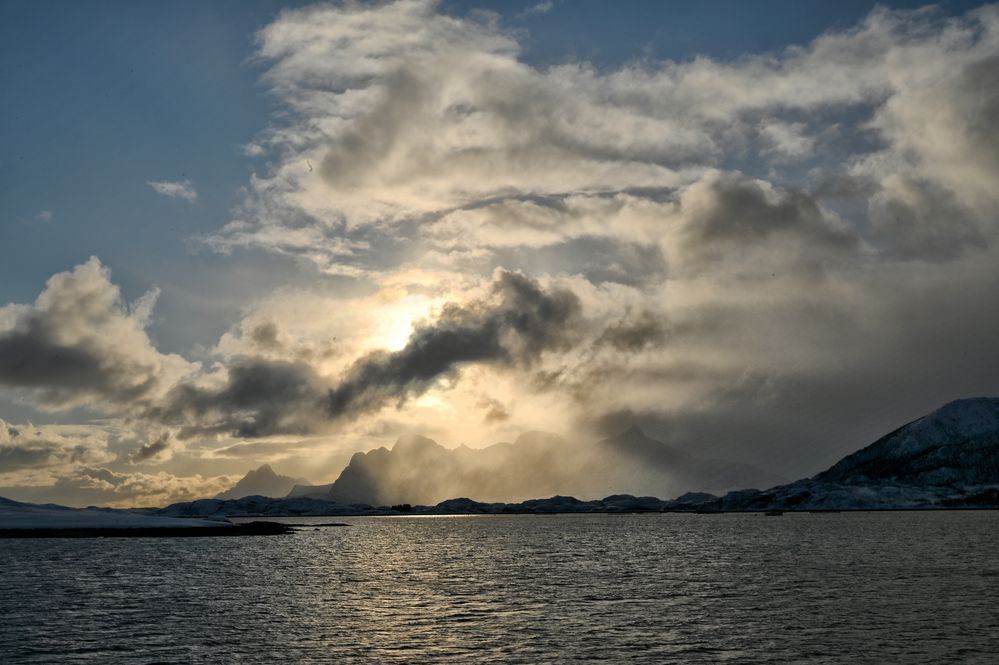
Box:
[712,397,999,510]
[816,397,999,486]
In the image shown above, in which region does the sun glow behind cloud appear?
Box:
[369,294,438,352]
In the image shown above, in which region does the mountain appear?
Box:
[712,397,999,510]
[215,464,309,500]
[148,493,703,518]
[303,428,781,506]
[815,398,999,486]
[153,398,999,515]
[149,495,379,519]
[286,482,336,499]
[322,432,575,505]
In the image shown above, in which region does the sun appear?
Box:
[371,295,436,352]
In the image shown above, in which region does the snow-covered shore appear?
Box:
[0,496,229,530]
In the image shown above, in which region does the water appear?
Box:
[1,512,997,664]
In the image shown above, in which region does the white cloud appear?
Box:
[760,121,815,159]
[0,257,197,411]
[0,419,114,478]
[1,466,239,508]
[147,179,198,202]
[208,1,999,276]
[517,1,554,18]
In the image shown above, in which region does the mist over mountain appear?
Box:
[301,428,782,506]
[215,464,308,500]
[145,396,999,517]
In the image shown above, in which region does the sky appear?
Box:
[1,0,998,507]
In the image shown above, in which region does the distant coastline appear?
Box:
[0,521,294,539]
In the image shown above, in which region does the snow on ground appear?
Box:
[0,497,232,529]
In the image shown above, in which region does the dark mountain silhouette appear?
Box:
[300,428,781,506]
[144,398,999,517]
[215,464,309,500]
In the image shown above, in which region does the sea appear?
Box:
[2,511,997,663]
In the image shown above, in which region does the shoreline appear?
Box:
[224,506,999,518]
[0,521,295,539]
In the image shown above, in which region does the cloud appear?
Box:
[152,269,582,437]
[147,179,198,203]
[326,270,581,419]
[671,170,858,272]
[131,432,172,463]
[517,1,554,18]
[154,358,329,438]
[0,257,196,411]
[205,2,999,275]
[595,311,668,352]
[759,120,815,160]
[1,258,577,446]
[477,396,510,423]
[867,175,984,261]
[0,419,114,475]
[0,467,239,508]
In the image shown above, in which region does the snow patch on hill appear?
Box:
[0,496,230,529]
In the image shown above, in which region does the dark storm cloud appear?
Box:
[958,54,999,173]
[0,319,105,388]
[0,317,158,406]
[870,178,985,261]
[0,258,192,411]
[0,436,100,473]
[152,271,583,436]
[0,441,59,471]
[132,433,171,462]
[576,257,999,478]
[327,270,581,419]
[154,359,328,439]
[680,171,858,266]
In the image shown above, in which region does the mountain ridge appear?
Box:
[190,397,999,515]
[215,464,309,500]
[294,427,782,506]
[711,397,999,510]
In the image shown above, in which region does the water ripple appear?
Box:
[1,512,997,663]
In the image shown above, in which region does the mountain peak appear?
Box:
[215,464,308,500]
[816,396,999,485]
[622,424,646,437]
[605,423,652,444]
[392,434,441,454]
[927,397,999,428]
